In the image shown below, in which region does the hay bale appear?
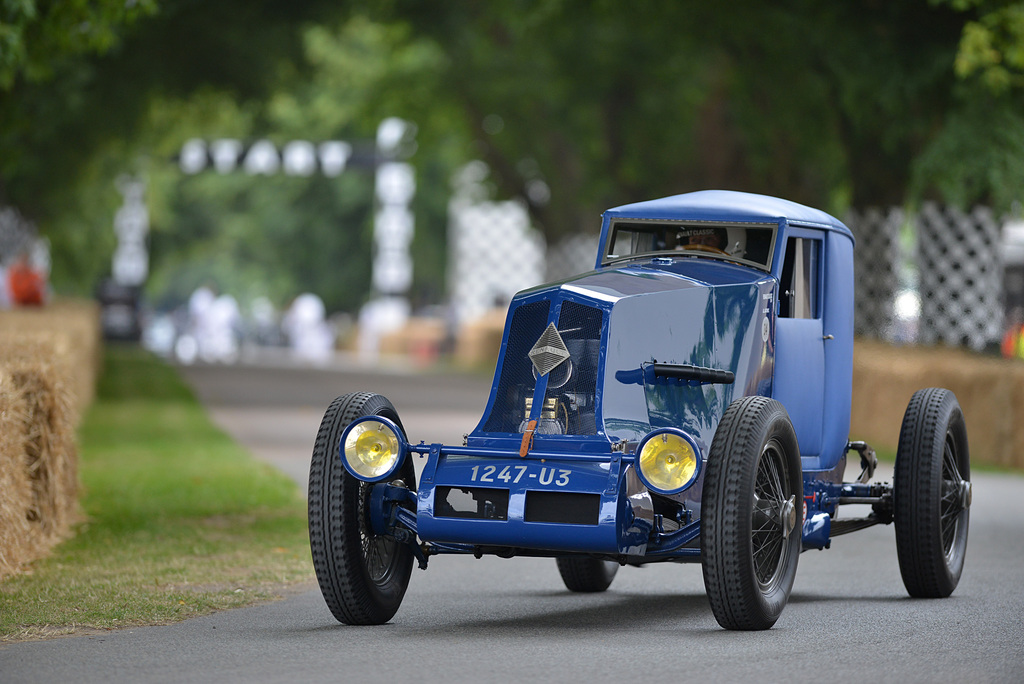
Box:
[0,369,35,580]
[0,331,82,426]
[0,300,96,579]
[455,309,506,367]
[0,346,82,579]
[0,298,101,422]
[851,338,1024,469]
[11,363,80,541]
[378,317,447,363]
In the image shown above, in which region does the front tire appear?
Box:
[556,557,619,593]
[894,388,970,598]
[701,396,802,630]
[308,392,416,625]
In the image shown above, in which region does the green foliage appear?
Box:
[360,0,974,217]
[935,0,1024,92]
[1,1,348,294]
[135,17,456,313]
[5,0,1024,309]
[0,0,157,89]
[362,1,722,237]
[797,1,967,207]
[0,346,312,640]
[916,1,1024,208]
[2,9,458,311]
[147,170,378,313]
[912,92,1024,209]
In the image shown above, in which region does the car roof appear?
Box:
[602,189,853,239]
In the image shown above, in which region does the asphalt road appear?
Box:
[3,354,1023,683]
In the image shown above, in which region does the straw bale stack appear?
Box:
[0,298,101,421]
[0,299,97,579]
[379,317,447,363]
[852,338,1024,470]
[14,363,79,532]
[0,369,35,579]
[0,351,81,580]
[454,308,506,368]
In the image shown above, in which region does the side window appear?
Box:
[779,237,820,319]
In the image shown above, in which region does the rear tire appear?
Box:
[702,396,802,630]
[556,557,619,593]
[894,388,970,598]
[308,392,416,625]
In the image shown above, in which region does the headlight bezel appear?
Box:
[338,415,408,482]
[635,427,703,495]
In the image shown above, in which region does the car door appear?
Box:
[773,231,825,457]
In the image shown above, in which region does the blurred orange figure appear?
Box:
[7,255,45,306]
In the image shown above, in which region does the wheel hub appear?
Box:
[780,495,797,539]
[942,478,973,512]
[959,480,972,510]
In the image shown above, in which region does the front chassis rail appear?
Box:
[367,441,897,564]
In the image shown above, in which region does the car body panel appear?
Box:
[418,190,855,556]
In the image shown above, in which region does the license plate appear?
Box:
[469,464,571,487]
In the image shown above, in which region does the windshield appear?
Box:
[604,220,777,271]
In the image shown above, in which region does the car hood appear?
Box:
[470,258,776,456]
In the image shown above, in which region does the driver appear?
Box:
[679,228,729,252]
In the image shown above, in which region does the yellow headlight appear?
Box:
[638,432,698,493]
[343,420,401,480]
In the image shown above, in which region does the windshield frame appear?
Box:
[601,219,778,272]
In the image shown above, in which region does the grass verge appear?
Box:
[0,346,313,641]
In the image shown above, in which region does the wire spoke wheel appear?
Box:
[702,396,802,631]
[359,481,401,583]
[939,434,968,562]
[751,439,794,591]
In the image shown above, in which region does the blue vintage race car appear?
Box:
[308,190,971,630]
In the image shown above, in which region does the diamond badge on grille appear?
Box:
[529,323,570,376]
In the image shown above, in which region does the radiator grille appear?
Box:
[481,298,603,436]
[482,300,550,433]
[543,301,603,435]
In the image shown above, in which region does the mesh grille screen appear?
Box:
[545,301,603,435]
[482,300,550,433]
[481,299,603,435]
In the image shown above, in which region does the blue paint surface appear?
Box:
[414,190,858,555]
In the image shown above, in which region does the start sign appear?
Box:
[179,139,354,177]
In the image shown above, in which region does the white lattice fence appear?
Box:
[546,233,600,282]
[916,203,1003,351]
[846,207,904,340]
[448,197,545,326]
[0,206,35,264]
[449,185,1007,352]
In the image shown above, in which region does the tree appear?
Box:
[939,0,1024,93]
[0,0,156,89]
[5,0,1023,308]
[354,0,1006,235]
[911,0,1024,209]
[0,0,353,299]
